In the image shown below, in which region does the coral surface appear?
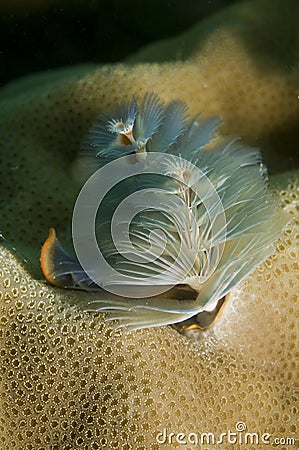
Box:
[0,0,298,448]
[0,180,298,449]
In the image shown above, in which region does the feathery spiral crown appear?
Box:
[42,93,288,330]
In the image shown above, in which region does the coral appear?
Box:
[0,179,298,449]
[0,0,298,448]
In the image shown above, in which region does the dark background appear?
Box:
[0,0,236,87]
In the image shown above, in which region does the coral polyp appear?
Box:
[41,94,288,331]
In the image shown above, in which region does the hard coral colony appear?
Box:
[41,94,288,331]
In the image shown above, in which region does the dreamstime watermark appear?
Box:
[72,152,227,298]
[156,422,296,446]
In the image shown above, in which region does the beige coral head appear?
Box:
[0,179,298,448]
[0,0,298,447]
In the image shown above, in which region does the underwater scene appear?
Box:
[0,1,298,449]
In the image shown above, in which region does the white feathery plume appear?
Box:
[45,94,289,331]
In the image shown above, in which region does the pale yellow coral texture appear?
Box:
[0,0,299,448]
[0,181,298,449]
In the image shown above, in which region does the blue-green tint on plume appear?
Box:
[44,94,288,331]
